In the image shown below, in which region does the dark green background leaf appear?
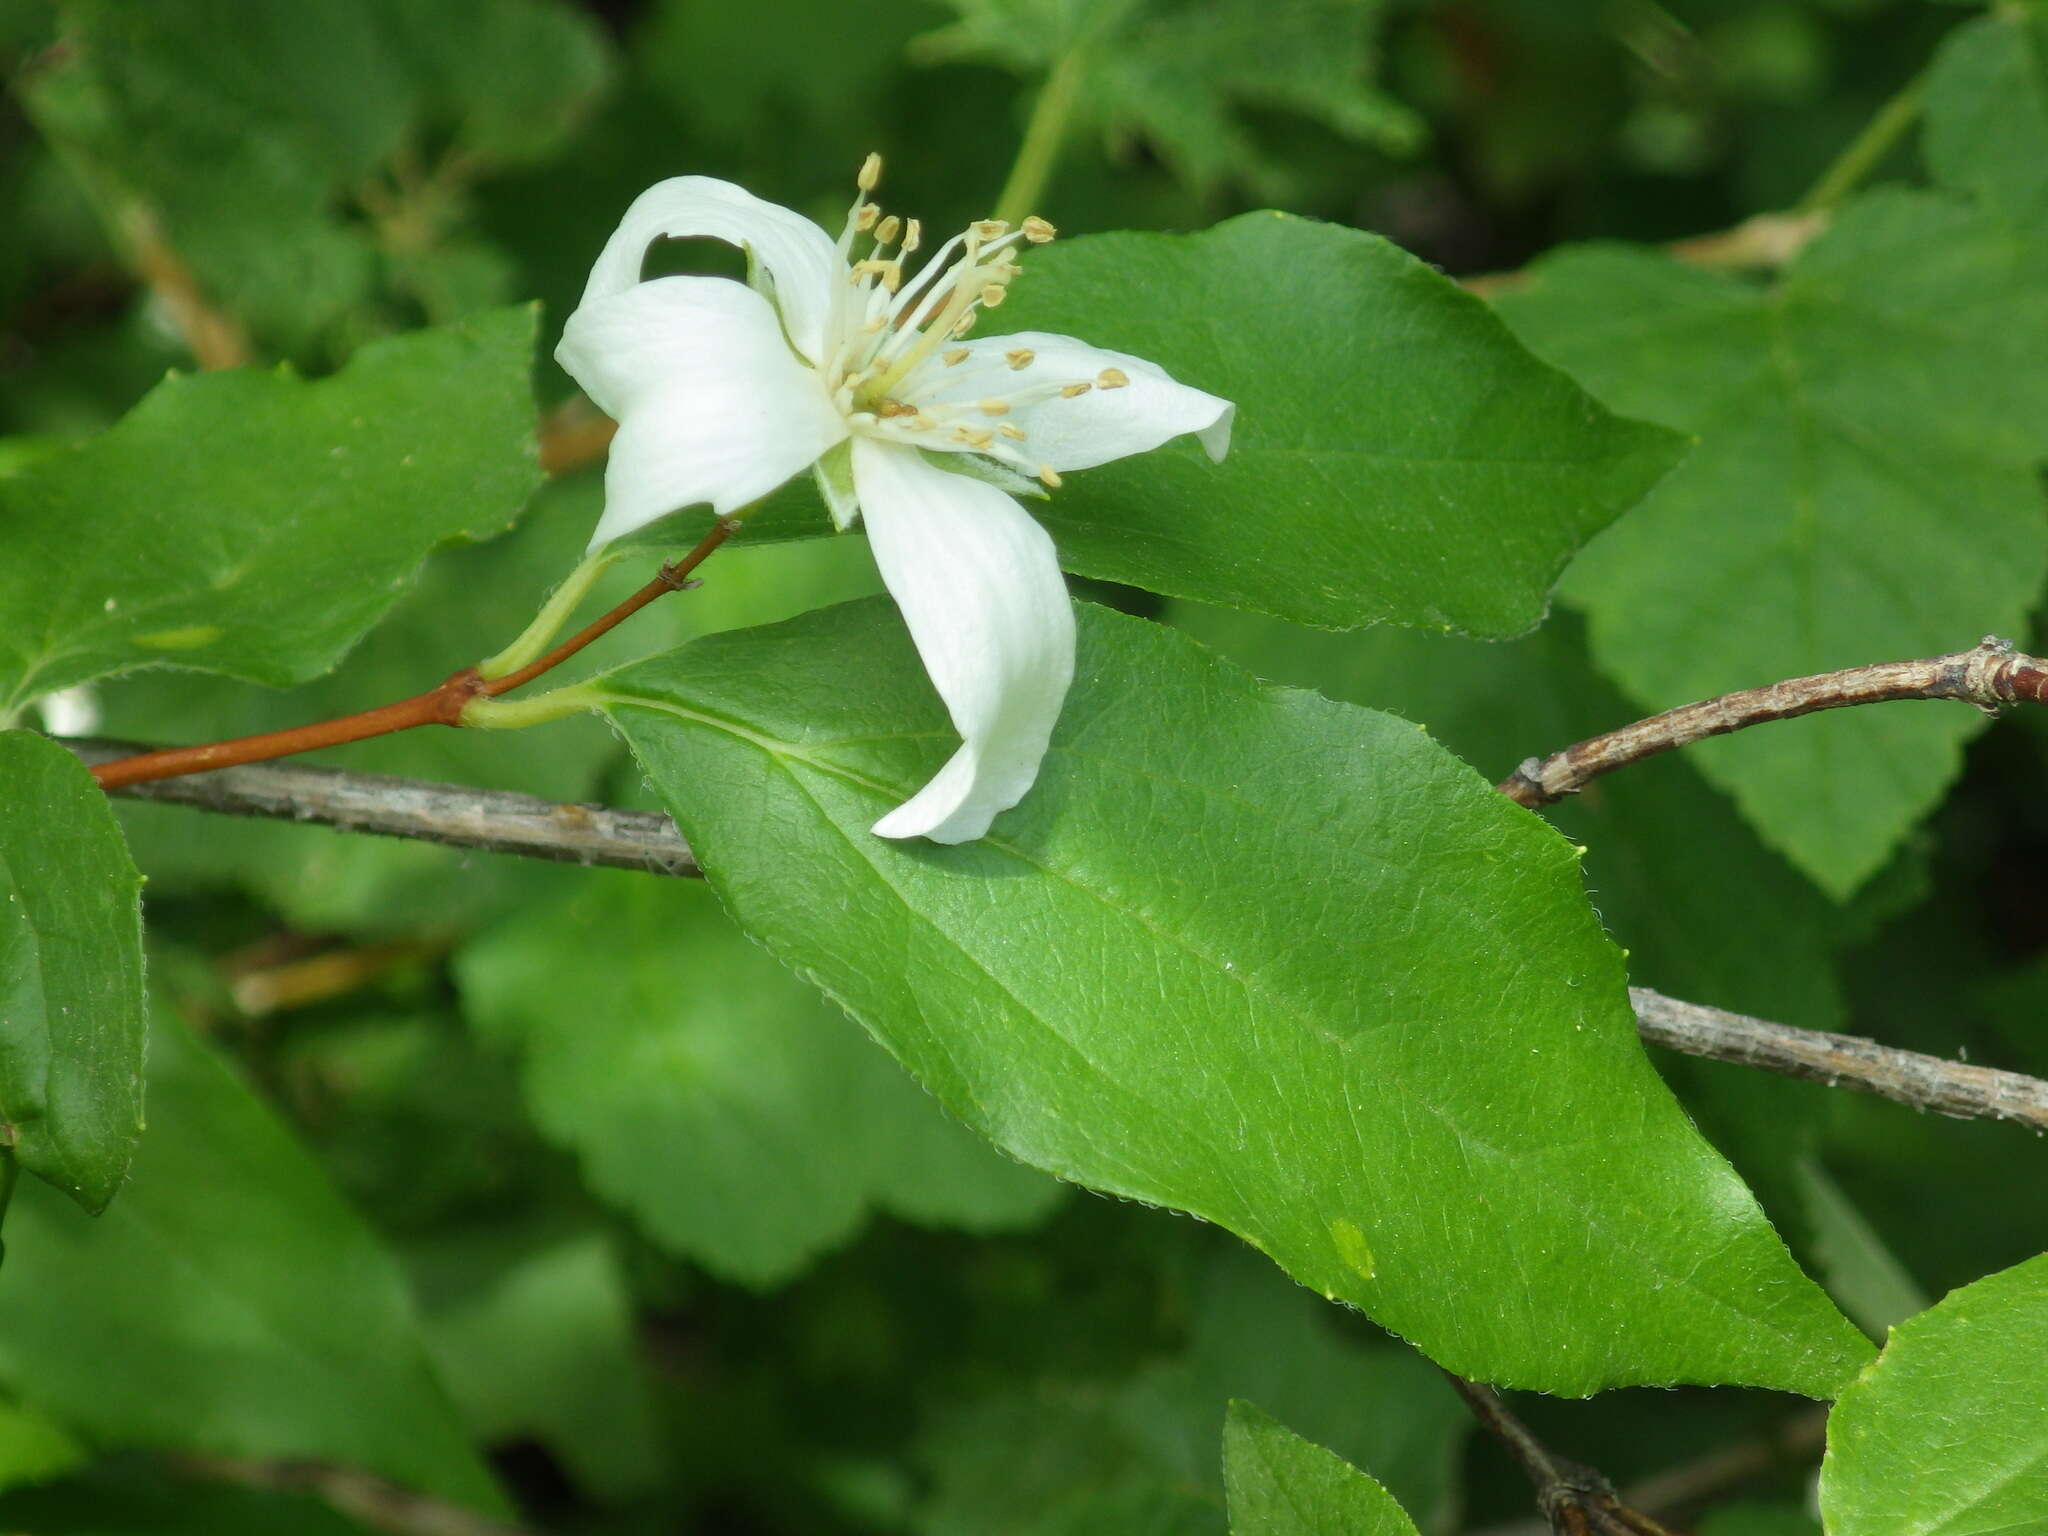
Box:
[1494,191,2048,896]
[457,870,1060,1285]
[597,598,1869,1396]
[0,730,144,1212]
[0,1007,506,1515]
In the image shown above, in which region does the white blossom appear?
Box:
[558,156,1233,843]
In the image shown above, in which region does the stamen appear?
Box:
[1021,216,1056,243]
[1060,382,1092,398]
[877,398,914,417]
[855,203,880,233]
[1005,348,1035,369]
[999,424,1027,440]
[1097,367,1130,389]
[1038,466,1062,488]
[875,214,902,246]
[951,425,995,449]
[858,153,883,191]
[951,311,977,337]
[977,400,1010,415]
[943,348,970,366]
[902,219,922,254]
[979,284,1007,308]
[973,219,1008,239]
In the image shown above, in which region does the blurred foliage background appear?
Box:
[1,1,2038,1533]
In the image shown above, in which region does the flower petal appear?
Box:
[917,331,1234,471]
[558,277,847,548]
[577,176,845,364]
[851,438,1076,844]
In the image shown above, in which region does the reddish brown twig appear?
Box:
[1499,637,2048,809]
[89,519,737,791]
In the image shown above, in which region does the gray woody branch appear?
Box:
[68,637,2048,1139]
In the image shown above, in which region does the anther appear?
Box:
[858,153,883,191]
[998,424,1027,440]
[1005,348,1035,369]
[875,215,902,246]
[951,312,977,337]
[877,398,913,417]
[855,203,880,232]
[902,218,922,254]
[943,348,970,366]
[977,400,1011,415]
[1038,466,1062,488]
[1059,382,1092,398]
[1021,216,1056,243]
[973,219,1009,239]
[1097,368,1130,389]
[979,284,1007,308]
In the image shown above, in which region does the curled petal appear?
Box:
[851,438,1076,844]
[920,331,1233,471]
[576,176,845,364]
[558,277,846,548]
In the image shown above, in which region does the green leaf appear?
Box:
[0,306,540,721]
[0,1007,506,1516]
[915,0,1421,196]
[1697,1505,1820,1536]
[409,1226,659,1502]
[457,870,1060,1286]
[0,1398,86,1497]
[597,598,1870,1396]
[1494,190,2048,897]
[0,1461,374,1536]
[1224,1401,1420,1536]
[1923,9,2048,230]
[993,214,1689,637]
[1167,603,1852,1245]
[22,0,610,346]
[914,1243,1463,1536]
[1819,1253,2048,1536]
[0,730,144,1212]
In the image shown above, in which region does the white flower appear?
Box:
[557,156,1233,844]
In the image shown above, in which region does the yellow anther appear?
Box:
[998,424,1027,440]
[1038,465,1063,488]
[951,311,977,337]
[875,215,902,246]
[858,152,883,191]
[973,219,1009,239]
[943,347,971,366]
[1059,381,1092,399]
[908,413,937,431]
[902,218,922,254]
[1005,347,1035,369]
[977,399,1011,416]
[877,398,913,417]
[1021,216,1056,243]
[979,284,1007,308]
[1097,367,1130,389]
[951,425,995,449]
[855,202,880,232]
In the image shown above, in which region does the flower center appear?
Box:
[820,155,1117,490]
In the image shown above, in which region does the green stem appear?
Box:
[993,50,1087,227]
[478,547,625,681]
[1797,67,1930,214]
[461,681,608,731]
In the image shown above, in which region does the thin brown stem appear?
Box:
[1499,636,2048,809]
[168,1452,532,1536]
[87,519,737,792]
[1445,1375,1687,1536]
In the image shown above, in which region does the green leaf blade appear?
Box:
[1819,1253,2048,1536]
[599,599,1869,1396]
[0,306,541,719]
[1495,192,2048,896]
[992,213,1689,637]
[0,731,145,1213]
[1224,1400,1420,1536]
[0,1007,507,1516]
